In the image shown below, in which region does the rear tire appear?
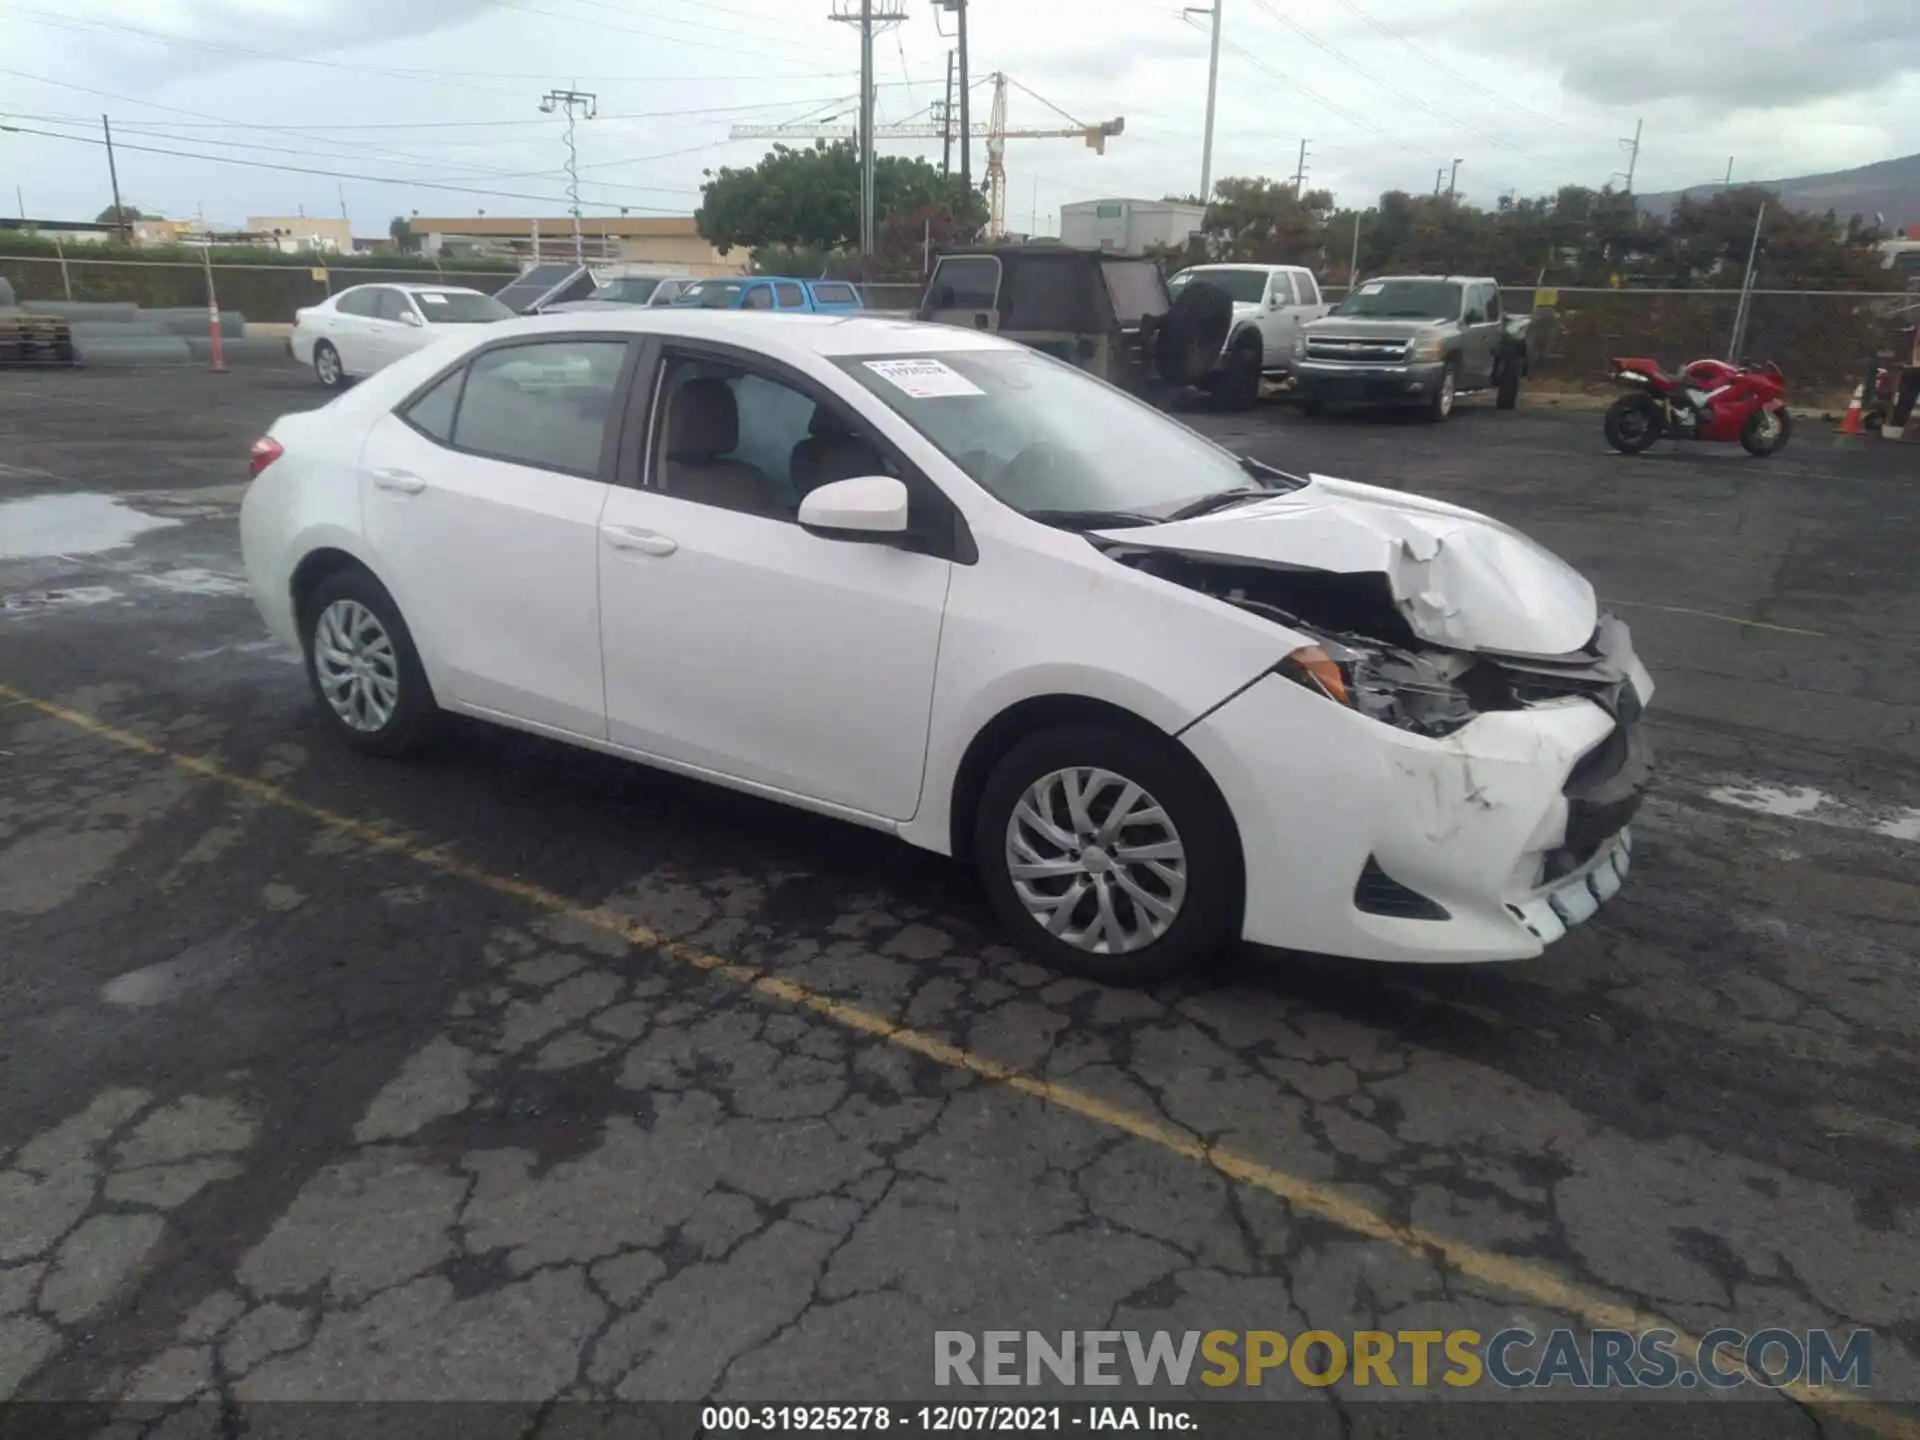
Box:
[302,570,439,757]
[1209,333,1262,411]
[974,724,1241,985]
[313,340,347,391]
[1604,393,1662,454]
[1495,359,1522,410]
[1740,405,1791,456]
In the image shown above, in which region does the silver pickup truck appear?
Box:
[1291,275,1531,421]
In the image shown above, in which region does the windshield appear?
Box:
[679,280,745,308]
[834,348,1301,522]
[1171,268,1268,304]
[596,277,662,304]
[1331,279,1462,320]
[415,291,513,323]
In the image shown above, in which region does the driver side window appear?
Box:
[649,353,898,521]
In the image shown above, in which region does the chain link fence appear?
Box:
[1321,285,1919,393]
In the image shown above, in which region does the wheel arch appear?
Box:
[946,693,1244,901]
[290,546,381,637]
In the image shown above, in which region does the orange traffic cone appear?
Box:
[1835,385,1866,437]
[1838,384,1865,436]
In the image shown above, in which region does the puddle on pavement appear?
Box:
[2,585,120,612]
[1708,780,1920,842]
[0,492,182,560]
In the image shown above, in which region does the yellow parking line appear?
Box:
[1,678,1912,1434]
[1601,599,1828,638]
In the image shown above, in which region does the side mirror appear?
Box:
[1464,310,1486,325]
[1267,293,1283,310]
[401,310,425,327]
[797,475,909,537]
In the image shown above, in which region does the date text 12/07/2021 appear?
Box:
[700,1406,1194,1431]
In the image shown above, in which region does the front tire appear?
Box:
[1425,359,1459,422]
[1740,406,1791,456]
[302,570,438,757]
[974,725,1241,984]
[1604,393,1663,453]
[313,340,347,391]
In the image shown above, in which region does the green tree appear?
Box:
[1200,178,1333,264]
[95,204,145,226]
[389,216,418,252]
[696,141,986,255]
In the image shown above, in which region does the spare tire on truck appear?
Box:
[1153,280,1233,386]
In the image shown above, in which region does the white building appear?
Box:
[1059,199,1206,255]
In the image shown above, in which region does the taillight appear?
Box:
[248,435,284,478]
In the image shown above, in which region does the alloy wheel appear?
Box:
[316,346,341,386]
[1004,767,1188,955]
[1437,368,1455,417]
[313,598,399,732]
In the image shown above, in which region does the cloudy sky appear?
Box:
[1,0,1916,235]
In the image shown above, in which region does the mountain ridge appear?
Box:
[1635,153,1920,229]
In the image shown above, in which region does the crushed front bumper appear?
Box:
[1179,654,1653,965]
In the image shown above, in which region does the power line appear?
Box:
[542,0,850,61]
[1243,0,1549,169]
[1319,0,1580,135]
[489,0,844,67]
[0,123,691,214]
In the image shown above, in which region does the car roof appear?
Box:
[475,308,1018,358]
[338,281,488,295]
[1181,263,1298,271]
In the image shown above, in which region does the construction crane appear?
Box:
[729,72,1122,239]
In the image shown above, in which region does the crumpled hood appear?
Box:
[1097,473,1598,656]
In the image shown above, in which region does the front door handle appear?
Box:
[371,467,426,494]
[602,525,677,556]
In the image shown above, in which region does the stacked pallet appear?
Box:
[0,277,77,368]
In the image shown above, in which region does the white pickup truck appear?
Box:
[1167,262,1333,409]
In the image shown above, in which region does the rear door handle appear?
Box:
[602,525,677,557]
[371,467,426,494]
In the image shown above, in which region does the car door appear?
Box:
[596,343,954,819]
[365,288,424,371]
[1462,282,1501,386]
[326,288,380,374]
[918,255,1001,333]
[358,336,635,738]
[1260,270,1299,367]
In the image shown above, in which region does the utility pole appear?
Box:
[1615,117,1642,193]
[1434,168,1444,197]
[102,115,126,239]
[958,0,971,220]
[337,183,348,223]
[1291,138,1311,194]
[1724,157,1734,185]
[539,86,598,265]
[836,0,907,261]
[941,50,955,176]
[1183,0,1222,204]
[1447,157,1462,202]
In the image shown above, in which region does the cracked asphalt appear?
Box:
[1,366,1917,1433]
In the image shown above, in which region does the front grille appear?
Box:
[1354,857,1450,920]
[1305,336,1408,365]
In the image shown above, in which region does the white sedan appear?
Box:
[240,310,1653,982]
[290,283,513,390]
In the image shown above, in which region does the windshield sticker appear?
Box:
[863,357,984,398]
[418,292,449,305]
[1357,281,1385,295]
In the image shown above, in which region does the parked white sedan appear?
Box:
[290,283,512,390]
[241,310,1653,981]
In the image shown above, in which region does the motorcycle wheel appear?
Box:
[1604,393,1662,454]
[1740,406,1791,456]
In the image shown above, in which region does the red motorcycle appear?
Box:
[1603,355,1792,456]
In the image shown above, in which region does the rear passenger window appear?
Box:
[450,340,627,477]
[774,282,805,308]
[402,367,465,443]
[742,286,775,311]
[811,283,856,304]
[336,289,378,317]
[1296,271,1321,305]
[928,256,999,310]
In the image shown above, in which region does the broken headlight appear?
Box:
[1278,637,1480,738]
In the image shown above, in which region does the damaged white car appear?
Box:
[240,311,1652,983]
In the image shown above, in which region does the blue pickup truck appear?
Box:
[671,276,864,314]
